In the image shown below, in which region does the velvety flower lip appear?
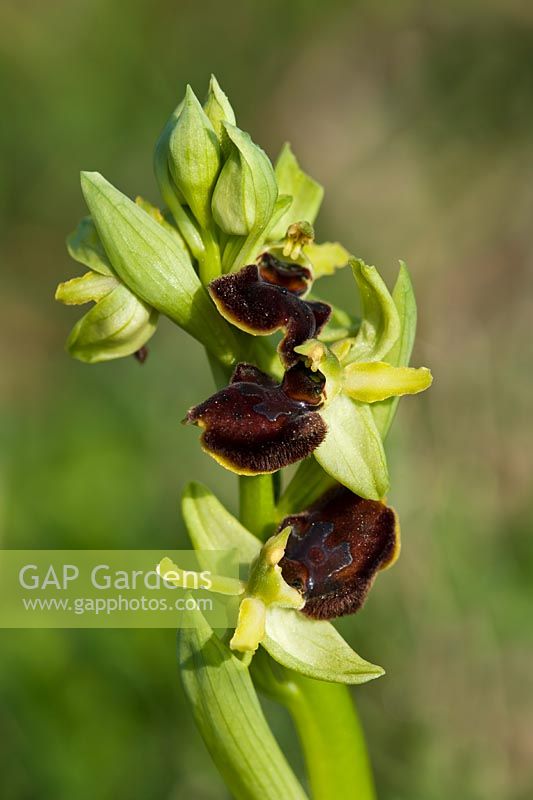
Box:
[186,363,327,474]
[209,261,331,366]
[280,485,400,619]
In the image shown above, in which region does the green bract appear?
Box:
[79,171,237,366]
[179,607,308,800]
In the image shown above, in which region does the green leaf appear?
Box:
[168,85,221,229]
[348,258,400,363]
[179,607,308,800]
[80,171,237,366]
[315,394,389,499]
[66,216,114,276]
[372,262,418,438]
[182,482,261,573]
[344,361,432,403]
[64,283,158,364]
[269,143,323,240]
[262,606,384,684]
[304,241,350,279]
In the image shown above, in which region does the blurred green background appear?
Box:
[1,1,532,798]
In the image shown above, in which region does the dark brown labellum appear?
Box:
[209,261,331,367]
[280,485,399,619]
[186,363,327,475]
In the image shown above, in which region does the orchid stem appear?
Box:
[286,675,376,800]
[239,474,277,540]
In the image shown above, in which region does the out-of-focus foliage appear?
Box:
[1,1,533,798]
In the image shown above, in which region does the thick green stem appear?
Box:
[276,457,335,517]
[239,474,277,540]
[286,675,376,800]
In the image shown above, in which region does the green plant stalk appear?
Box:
[239,474,277,540]
[239,473,377,800]
[286,675,376,800]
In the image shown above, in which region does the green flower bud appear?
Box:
[167,85,221,229]
[211,122,277,238]
[203,74,236,146]
[153,97,205,260]
[55,270,158,364]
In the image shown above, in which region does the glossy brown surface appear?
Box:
[186,363,327,474]
[280,485,398,619]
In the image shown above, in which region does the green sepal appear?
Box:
[269,143,323,240]
[304,241,350,279]
[66,216,114,276]
[168,85,221,229]
[55,271,118,305]
[203,75,236,147]
[212,123,277,270]
[315,393,389,499]
[62,283,158,364]
[347,258,401,363]
[372,262,418,438]
[181,481,261,573]
[262,606,384,684]
[80,171,237,366]
[179,607,309,800]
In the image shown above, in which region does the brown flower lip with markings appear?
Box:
[280,485,400,620]
[208,255,331,367]
[186,362,327,475]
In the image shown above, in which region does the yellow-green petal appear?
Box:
[344,361,433,403]
[230,596,267,653]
